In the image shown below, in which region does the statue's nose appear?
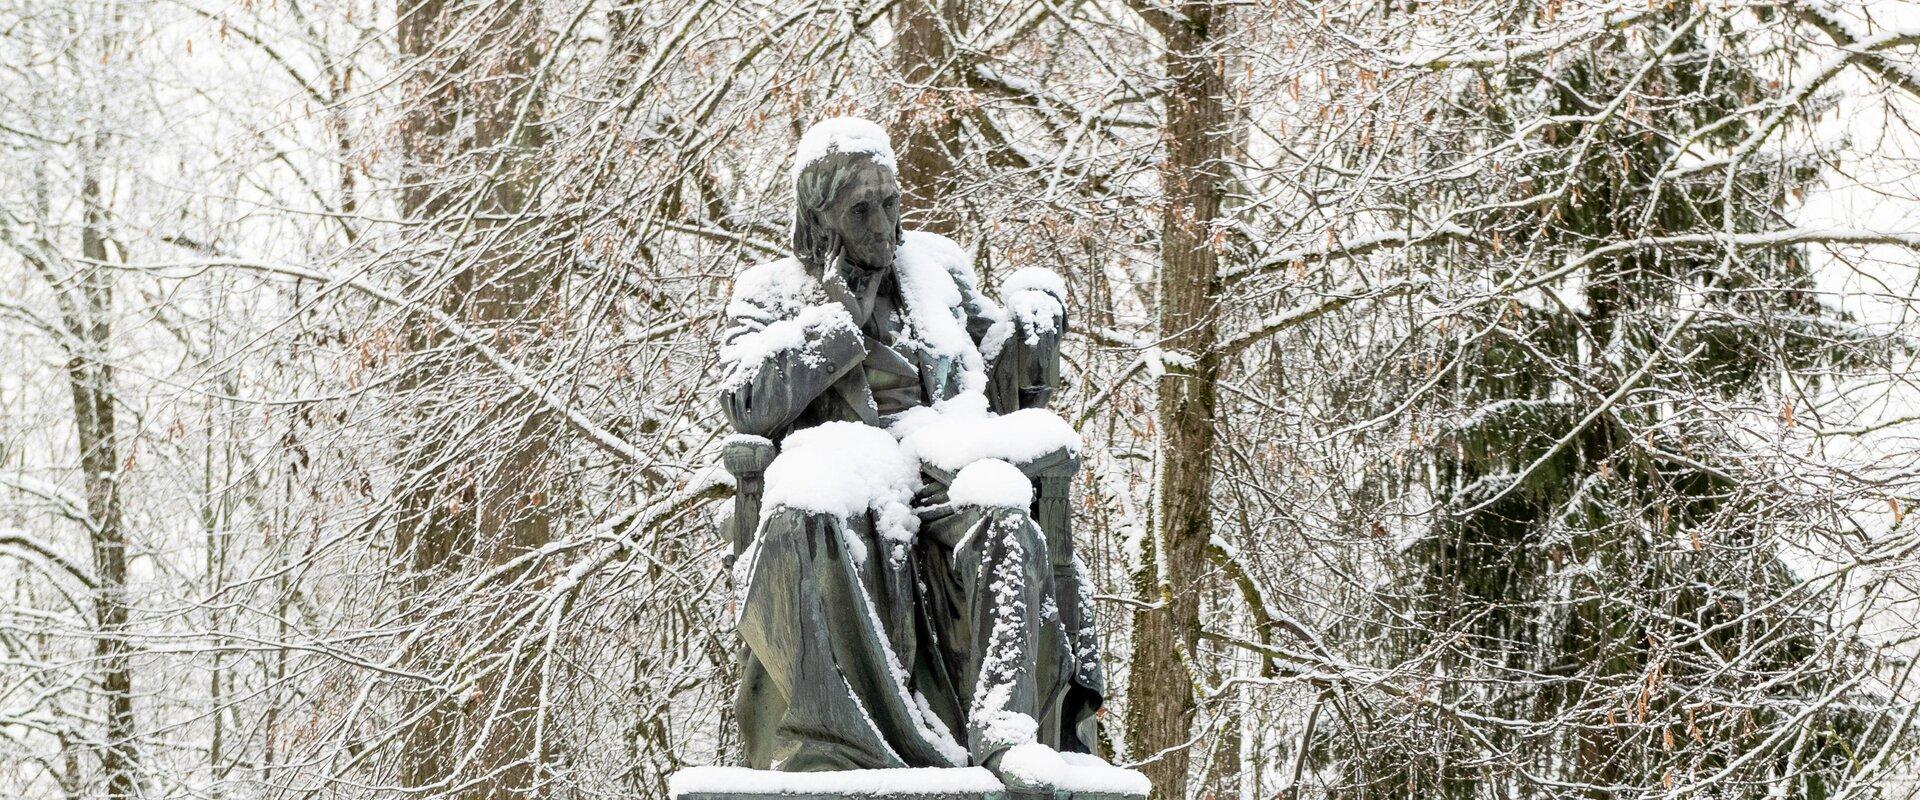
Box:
[868,223,894,262]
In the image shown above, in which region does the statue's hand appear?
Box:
[820,269,870,328]
[913,479,950,509]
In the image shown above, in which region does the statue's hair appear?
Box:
[791,150,903,276]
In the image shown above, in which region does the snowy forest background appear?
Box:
[4,0,1920,798]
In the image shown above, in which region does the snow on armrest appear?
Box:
[722,434,777,477]
[720,435,778,557]
[1000,267,1067,343]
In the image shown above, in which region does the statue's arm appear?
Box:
[719,304,866,437]
[986,268,1067,412]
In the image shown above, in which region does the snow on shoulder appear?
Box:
[716,303,856,391]
[898,231,1014,361]
[793,116,897,178]
[947,459,1033,509]
[893,393,1080,474]
[894,232,989,387]
[727,257,823,319]
[718,257,847,391]
[904,230,995,307]
[762,422,919,520]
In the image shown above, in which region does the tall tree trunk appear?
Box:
[70,151,138,800]
[891,0,967,237]
[394,0,555,569]
[394,1,557,795]
[1127,5,1227,798]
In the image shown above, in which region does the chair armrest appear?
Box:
[1030,453,1079,568]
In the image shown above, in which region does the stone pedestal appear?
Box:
[667,765,1149,800]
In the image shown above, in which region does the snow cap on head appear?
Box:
[793,117,896,181]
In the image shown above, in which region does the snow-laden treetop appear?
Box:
[793,116,897,181]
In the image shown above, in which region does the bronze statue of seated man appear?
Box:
[715,118,1107,794]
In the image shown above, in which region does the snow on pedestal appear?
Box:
[667,759,1149,800]
[669,766,999,800]
[998,747,1152,797]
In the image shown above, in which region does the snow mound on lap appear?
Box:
[947,459,1032,508]
[763,422,919,519]
[893,394,1080,473]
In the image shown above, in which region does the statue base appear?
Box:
[668,764,1149,800]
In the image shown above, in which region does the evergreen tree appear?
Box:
[1330,7,1894,798]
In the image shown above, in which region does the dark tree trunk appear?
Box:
[71,156,138,800]
[393,1,558,795]
[1127,5,1228,798]
[393,0,556,571]
[891,0,968,237]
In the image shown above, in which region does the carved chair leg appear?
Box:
[722,434,777,558]
[1035,470,1076,574]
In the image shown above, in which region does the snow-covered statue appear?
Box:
[710,118,1129,795]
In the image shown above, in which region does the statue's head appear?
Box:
[791,118,903,277]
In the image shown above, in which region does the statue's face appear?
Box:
[817,158,901,274]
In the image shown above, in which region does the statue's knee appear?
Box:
[756,505,803,534]
[755,506,839,546]
[963,506,1042,557]
[982,505,1035,529]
